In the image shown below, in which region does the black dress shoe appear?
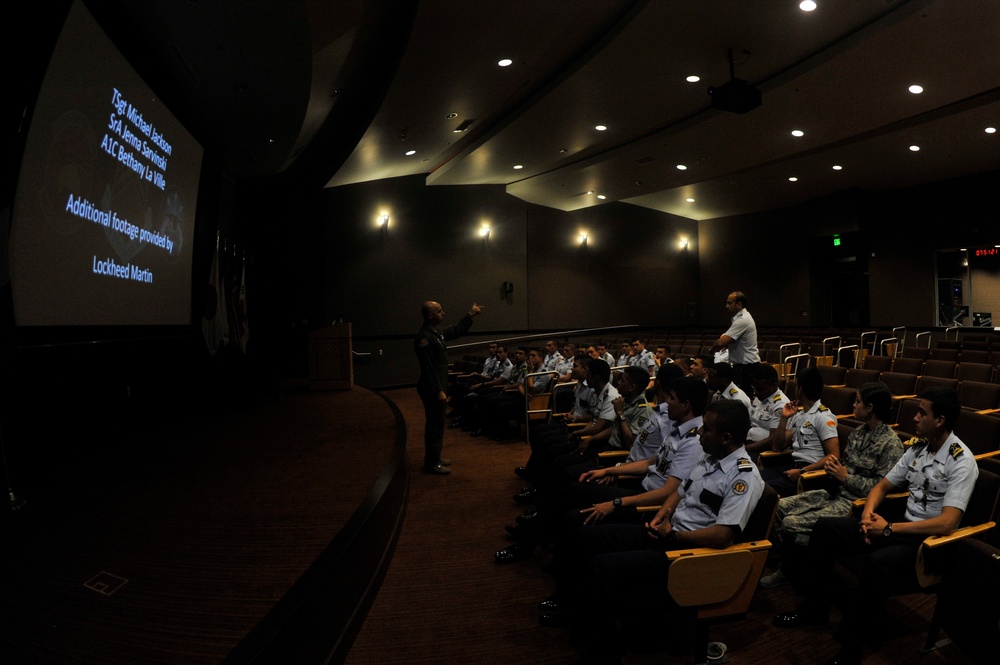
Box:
[538,597,562,612]
[494,542,533,564]
[513,487,539,505]
[772,609,828,628]
[514,466,530,479]
[515,509,539,524]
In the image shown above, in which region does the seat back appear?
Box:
[956,362,994,383]
[862,354,893,372]
[953,410,1000,458]
[957,381,1000,413]
[740,483,780,542]
[892,357,925,375]
[922,359,957,379]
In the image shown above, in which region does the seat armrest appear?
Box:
[916,521,996,587]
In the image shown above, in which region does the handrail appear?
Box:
[945,326,960,341]
[880,337,898,358]
[859,331,877,356]
[822,336,841,359]
[448,324,638,350]
[915,331,932,348]
[837,344,859,369]
[892,326,906,356]
[524,370,561,444]
[782,352,810,380]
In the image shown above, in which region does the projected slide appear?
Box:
[11,1,203,327]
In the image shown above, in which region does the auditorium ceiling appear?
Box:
[111,0,1000,221]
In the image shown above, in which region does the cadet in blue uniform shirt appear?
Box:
[773,387,978,665]
[414,300,482,475]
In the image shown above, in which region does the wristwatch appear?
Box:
[612,497,623,510]
[882,522,893,538]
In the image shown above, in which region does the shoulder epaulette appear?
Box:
[737,457,755,473]
[817,405,829,412]
[682,425,699,438]
[771,394,784,403]
[728,388,739,397]
[949,441,965,459]
[904,436,927,449]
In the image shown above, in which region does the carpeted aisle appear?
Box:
[345,388,979,665]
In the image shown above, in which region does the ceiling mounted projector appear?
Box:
[708,48,761,114]
[708,78,762,114]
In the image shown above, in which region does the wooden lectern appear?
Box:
[308,323,354,390]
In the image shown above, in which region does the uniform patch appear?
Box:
[826,420,836,428]
[949,442,965,459]
[732,479,749,495]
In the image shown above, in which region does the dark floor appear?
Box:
[0,387,396,665]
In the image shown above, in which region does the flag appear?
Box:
[202,235,229,355]
[235,258,249,353]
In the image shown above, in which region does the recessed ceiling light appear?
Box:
[832,165,843,170]
[788,177,798,182]
[597,194,607,200]
[686,75,700,83]
[446,112,458,119]
[686,198,695,203]
[595,125,607,131]
[586,190,594,195]
[908,84,924,94]
[513,164,523,170]
[405,150,416,156]
[791,129,804,137]
[676,164,687,170]
[986,127,997,134]
[497,58,512,67]
[909,145,921,152]
[800,1,817,11]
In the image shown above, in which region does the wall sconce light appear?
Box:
[379,214,389,227]
[579,232,589,247]
[679,237,689,250]
[480,225,491,239]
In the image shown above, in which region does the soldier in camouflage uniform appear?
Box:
[760,382,903,587]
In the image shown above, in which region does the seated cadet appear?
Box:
[497,374,706,564]
[654,345,670,367]
[621,363,684,464]
[460,346,525,431]
[509,359,618,506]
[515,355,595,483]
[472,347,545,437]
[672,356,693,377]
[706,361,751,409]
[689,354,713,381]
[596,341,616,367]
[759,382,903,589]
[450,343,512,427]
[773,387,978,665]
[615,341,632,368]
[554,343,577,382]
[541,339,564,374]
[540,400,764,665]
[744,363,790,458]
[761,365,840,497]
[498,366,651,560]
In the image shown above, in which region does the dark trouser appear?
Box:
[556,523,676,661]
[417,386,447,467]
[761,460,807,497]
[799,516,922,651]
